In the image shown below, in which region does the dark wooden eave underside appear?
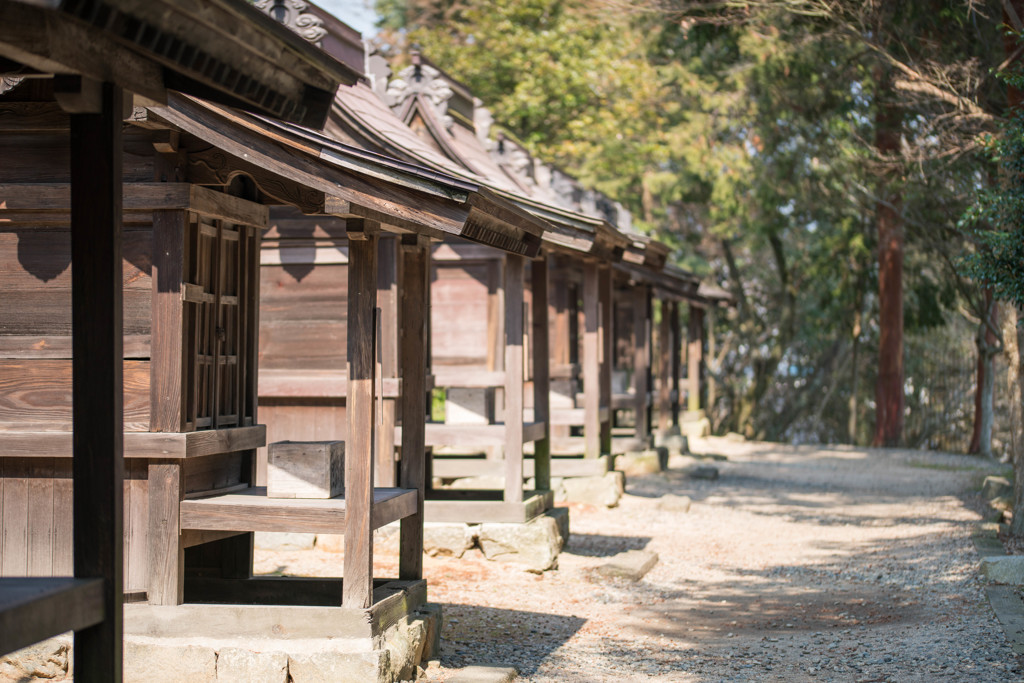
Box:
[0,0,357,128]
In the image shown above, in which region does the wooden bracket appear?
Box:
[345,217,381,240]
[400,233,430,250]
[53,75,103,114]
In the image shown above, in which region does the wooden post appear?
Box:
[582,262,601,459]
[633,285,651,446]
[146,461,183,605]
[504,255,525,504]
[487,259,506,458]
[599,266,613,454]
[670,301,681,428]
[70,80,123,681]
[706,306,716,417]
[399,235,429,580]
[531,257,551,491]
[151,210,186,432]
[657,299,672,433]
[376,236,399,487]
[343,219,378,609]
[687,304,704,413]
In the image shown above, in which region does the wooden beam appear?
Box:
[687,304,704,413]
[531,257,551,491]
[599,266,613,454]
[657,300,672,433]
[343,219,378,609]
[399,235,429,581]
[503,255,525,504]
[670,301,682,428]
[70,81,123,681]
[146,461,183,606]
[582,262,601,459]
[633,285,651,446]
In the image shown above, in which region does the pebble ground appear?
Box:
[258,437,1024,682]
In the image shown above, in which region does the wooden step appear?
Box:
[180,486,417,534]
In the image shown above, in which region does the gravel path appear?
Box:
[258,437,1023,682]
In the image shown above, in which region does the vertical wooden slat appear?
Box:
[52,458,73,575]
[247,227,261,426]
[599,266,613,454]
[633,285,650,446]
[504,255,525,504]
[70,81,124,681]
[151,210,186,432]
[531,257,551,491]
[124,460,149,593]
[657,300,672,433]
[670,301,681,427]
[687,304,704,413]
[399,235,429,581]
[147,461,183,605]
[26,459,54,576]
[376,237,399,487]
[211,221,224,429]
[489,258,506,435]
[582,262,601,459]
[343,220,378,609]
[1,459,29,576]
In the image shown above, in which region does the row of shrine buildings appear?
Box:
[0,1,730,680]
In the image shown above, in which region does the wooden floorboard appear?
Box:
[0,577,104,657]
[421,421,546,448]
[180,486,416,534]
[424,491,553,523]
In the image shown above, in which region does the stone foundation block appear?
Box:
[981,555,1024,584]
[657,494,692,513]
[288,650,388,683]
[450,665,519,682]
[424,523,479,558]
[216,647,288,682]
[416,603,444,662]
[125,640,217,683]
[983,476,1013,501]
[558,472,623,508]
[545,507,570,548]
[595,549,659,582]
[478,514,563,572]
[618,449,666,476]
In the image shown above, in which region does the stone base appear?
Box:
[370,511,567,573]
[553,471,625,508]
[617,448,668,476]
[654,428,689,455]
[118,584,439,683]
[680,414,711,439]
[1,634,72,681]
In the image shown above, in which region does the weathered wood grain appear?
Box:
[583,262,602,459]
[146,461,183,606]
[150,210,186,432]
[599,266,613,453]
[531,257,551,491]
[504,255,525,504]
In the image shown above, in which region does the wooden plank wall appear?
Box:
[431,261,492,368]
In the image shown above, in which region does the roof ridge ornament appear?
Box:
[255,0,327,47]
[386,50,455,132]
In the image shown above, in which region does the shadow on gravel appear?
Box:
[565,532,652,557]
[438,604,586,675]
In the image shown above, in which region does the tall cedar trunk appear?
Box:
[970,290,997,455]
[872,66,905,448]
[1007,308,1024,535]
[849,308,862,443]
[1006,0,1024,534]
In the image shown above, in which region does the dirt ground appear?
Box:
[257,437,1024,682]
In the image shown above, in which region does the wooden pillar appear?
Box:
[657,299,672,433]
[504,255,525,504]
[633,285,651,445]
[343,219,378,609]
[531,257,551,491]
[399,235,429,581]
[582,262,601,459]
[550,262,571,367]
[376,237,399,487]
[706,306,717,416]
[70,80,124,680]
[487,259,506,457]
[599,266,613,454]
[670,301,682,428]
[687,304,704,413]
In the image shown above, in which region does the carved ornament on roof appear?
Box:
[255,0,327,46]
[387,63,455,131]
[0,76,23,95]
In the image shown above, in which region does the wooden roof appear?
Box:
[141,91,543,255]
[0,0,358,127]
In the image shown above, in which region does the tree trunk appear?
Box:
[849,308,861,444]
[970,291,998,456]
[872,65,905,448]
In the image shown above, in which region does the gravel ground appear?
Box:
[257,437,1023,682]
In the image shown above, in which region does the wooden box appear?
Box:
[267,441,345,499]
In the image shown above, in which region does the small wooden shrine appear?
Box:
[0,0,352,678]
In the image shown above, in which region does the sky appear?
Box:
[315,0,380,37]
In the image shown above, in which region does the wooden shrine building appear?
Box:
[0,0,353,679]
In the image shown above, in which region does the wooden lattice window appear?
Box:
[182,215,259,431]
